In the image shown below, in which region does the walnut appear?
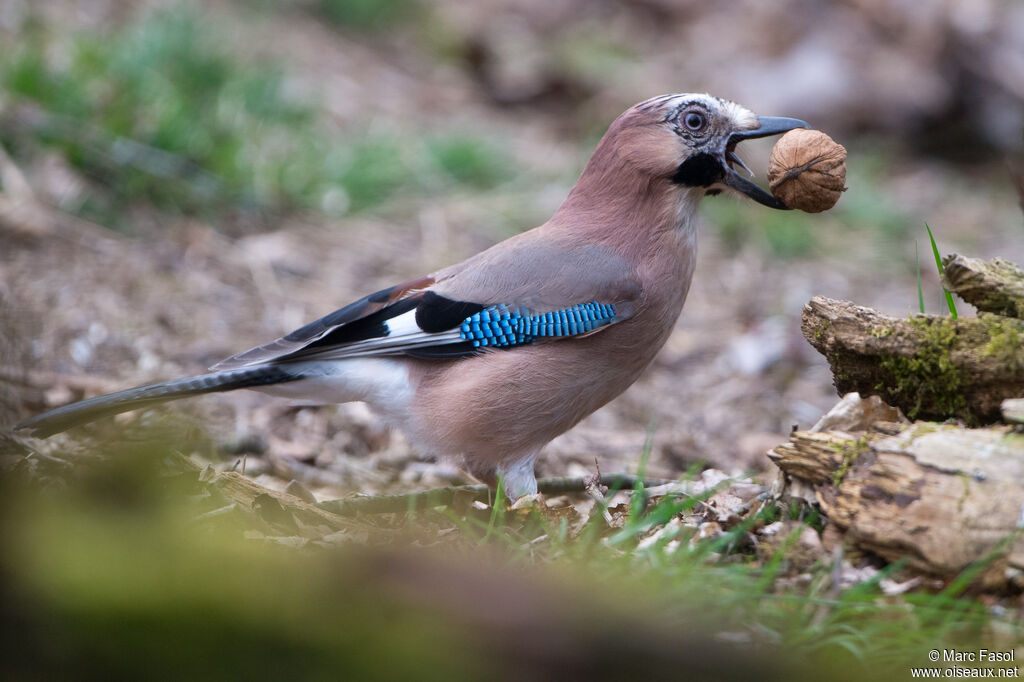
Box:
[767,129,847,213]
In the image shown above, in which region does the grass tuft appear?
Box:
[1,8,318,222]
[925,223,959,319]
[0,6,514,229]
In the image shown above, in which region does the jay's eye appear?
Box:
[683,111,706,131]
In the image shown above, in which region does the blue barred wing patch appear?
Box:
[459,302,617,348]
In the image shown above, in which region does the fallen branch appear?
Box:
[802,296,1024,423]
[209,469,355,533]
[173,456,365,536]
[770,422,1024,587]
[942,254,1024,319]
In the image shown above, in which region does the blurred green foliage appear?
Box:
[837,150,913,240]
[327,137,412,214]
[425,136,508,190]
[2,448,480,681]
[704,199,818,259]
[2,8,314,221]
[0,5,512,229]
[317,0,422,32]
[0,440,782,681]
[2,437,1011,681]
[552,30,637,85]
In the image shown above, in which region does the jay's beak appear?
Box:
[721,116,808,210]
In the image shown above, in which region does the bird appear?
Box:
[15,93,807,499]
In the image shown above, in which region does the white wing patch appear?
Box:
[299,308,462,361]
[386,309,425,337]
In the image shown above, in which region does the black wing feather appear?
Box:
[301,296,421,351]
[211,276,436,370]
[414,292,485,333]
[212,279,492,369]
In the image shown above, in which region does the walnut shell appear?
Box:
[767,129,847,213]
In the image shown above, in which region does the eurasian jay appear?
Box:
[16,93,807,498]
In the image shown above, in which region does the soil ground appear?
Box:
[3,0,1022,500]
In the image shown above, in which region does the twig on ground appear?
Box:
[266,452,350,489]
[584,463,615,525]
[317,474,673,516]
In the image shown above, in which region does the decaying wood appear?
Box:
[802,296,1024,424]
[768,430,868,486]
[942,254,1024,319]
[1004,398,1024,424]
[770,424,1024,586]
[172,455,361,536]
[211,470,355,532]
[809,391,907,432]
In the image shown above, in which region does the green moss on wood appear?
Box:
[875,316,966,420]
[982,315,1022,372]
[830,437,870,487]
[957,472,971,514]
[908,422,940,437]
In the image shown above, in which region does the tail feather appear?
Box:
[15,365,301,438]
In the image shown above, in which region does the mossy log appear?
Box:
[802,297,1024,424]
[942,254,1024,319]
[769,423,1024,586]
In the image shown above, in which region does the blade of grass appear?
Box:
[636,420,656,481]
[480,475,507,544]
[916,240,925,314]
[627,422,658,524]
[925,223,958,319]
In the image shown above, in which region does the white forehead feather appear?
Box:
[635,93,759,131]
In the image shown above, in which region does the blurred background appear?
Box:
[1,0,1022,489]
[2,1,1023,677]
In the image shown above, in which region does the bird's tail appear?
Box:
[15,365,301,438]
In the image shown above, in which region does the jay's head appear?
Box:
[598,93,807,210]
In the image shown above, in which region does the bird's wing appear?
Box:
[429,227,642,309]
[213,229,642,369]
[211,275,437,369]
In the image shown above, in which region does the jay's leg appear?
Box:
[497,451,539,499]
[467,451,539,500]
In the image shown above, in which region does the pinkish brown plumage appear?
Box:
[17,94,808,498]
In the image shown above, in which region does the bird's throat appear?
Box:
[670,152,723,187]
